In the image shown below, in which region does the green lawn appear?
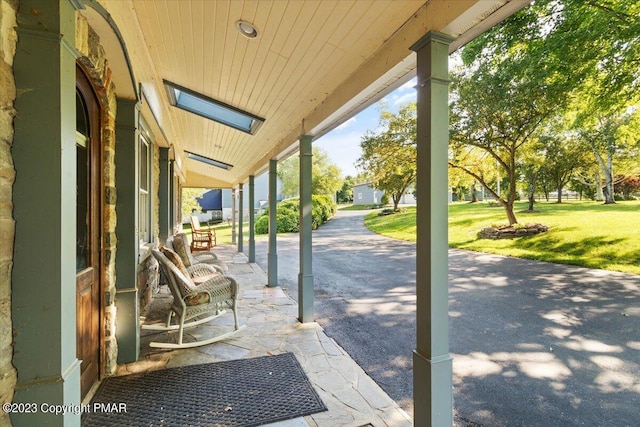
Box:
[182,221,237,245]
[364,200,640,275]
[338,204,384,211]
[182,220,270,245]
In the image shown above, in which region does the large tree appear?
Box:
[181,187,206,218]
[357,103,417,211]
[449,52,566,224]
[450,0,640,223]
[336,175,355,204]
[576,107,640,203]
[536,122,589,204]
[277,146,343,198]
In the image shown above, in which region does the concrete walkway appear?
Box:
[120,245,412,427]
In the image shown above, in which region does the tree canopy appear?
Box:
[450,0,640,222]
[357,103,417,210]
[277,146,343,198]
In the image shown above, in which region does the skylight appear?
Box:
[164,80,264,134]
[185,151,233,170]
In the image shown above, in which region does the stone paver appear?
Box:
[116,244,412,427]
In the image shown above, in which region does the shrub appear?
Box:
[253,196,336,234]
[277,206,299,233]
[254,215,269,234]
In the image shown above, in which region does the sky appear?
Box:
[314,78,417,178]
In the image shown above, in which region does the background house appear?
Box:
[189,172,284,224]
[353,182,417,206]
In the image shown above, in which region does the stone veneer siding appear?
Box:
[75,14,119,375]
[0,1,17,425]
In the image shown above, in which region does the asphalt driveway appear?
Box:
[253,209,640,426]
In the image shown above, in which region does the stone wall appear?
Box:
[75,13,119,375]
[137,250,159,312]
[0,1,17,425]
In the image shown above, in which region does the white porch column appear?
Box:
[238,183,244,253]
[410,31,455,427]
[248,175,256,262]
[231,188,237,245]
[268,159,278,287]
[298,135,314,322]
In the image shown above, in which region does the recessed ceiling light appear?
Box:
[236,20,258,39]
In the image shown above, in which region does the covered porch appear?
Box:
[3,0,531,425]
[129,244,412,426]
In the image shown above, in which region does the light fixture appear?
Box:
[236,20,258,39]
[164,80,264,134]
[185,151,233,170]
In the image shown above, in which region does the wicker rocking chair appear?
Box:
[171,232,228,273]
[144,248,244,349]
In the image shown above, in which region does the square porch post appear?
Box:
[238,183,244,253]
[248,175,256,262]
[11,0,81,424]
[267,159,278,287]
[231,188,237,245]
[158,147,171,243]
[114,99,141,363]
[410,31,455,426]
[298,135,313,322]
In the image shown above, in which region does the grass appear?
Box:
[183,221,237,245]
[364,200,640,275]
[338,204,384,211]
[182,220,270,245]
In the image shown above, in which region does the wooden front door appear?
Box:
[76,66,102,398]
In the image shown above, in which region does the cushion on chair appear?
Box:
[172,233,193,267]
[184,291,210,306]
[160,246,192,281]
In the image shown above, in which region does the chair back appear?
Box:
[190,215,203,231]
[151,249,196,300]
[173,233,196,265]
[165,235,175,252]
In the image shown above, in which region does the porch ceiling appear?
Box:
[91,0,529,188]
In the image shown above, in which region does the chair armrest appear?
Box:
[192,229,213,239]
[192,251,219,261]
[198,274,239,297]
[187,264,220,277]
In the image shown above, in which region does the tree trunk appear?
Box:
[556,185,563,203]
[505,201,518,225]
[590,142,615,204]
[527,180,535,211]
[393,194,400,211]
[604,151,615,204]
[471,183,478,202]
[595,171,604,201]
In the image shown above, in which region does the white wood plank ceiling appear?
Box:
[91,0,528,188]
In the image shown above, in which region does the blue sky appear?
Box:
[315,78,417,177]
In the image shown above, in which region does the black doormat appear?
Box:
[83,353,327,427]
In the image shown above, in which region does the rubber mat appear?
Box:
[83,352,327,426]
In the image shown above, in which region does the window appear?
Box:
[139,134,151,243]
[164,80,264,135]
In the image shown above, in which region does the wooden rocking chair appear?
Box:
[145,248,244,349]
[189,215,216,251]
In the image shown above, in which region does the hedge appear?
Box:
[254,195,337,234]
